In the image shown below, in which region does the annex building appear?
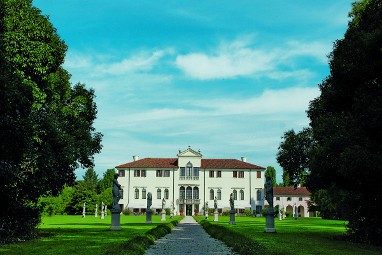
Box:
[115,147,266,216]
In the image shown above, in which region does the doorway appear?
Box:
[186,205,192,216]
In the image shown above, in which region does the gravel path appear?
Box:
[145,216,236,255]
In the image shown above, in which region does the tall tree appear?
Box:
[83,168,99,190]
[0,0,102,243]
[307,0,382,245]
[97,168,116,193]
[265,166,277,187]
[276,128,313,187]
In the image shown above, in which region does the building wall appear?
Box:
[118,167,266,215]
[272,195,310,218]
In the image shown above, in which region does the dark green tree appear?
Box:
[67,181,98,215]
[265,166,277,187]
[276,128,313,188]
[97,168,116,193]
[83,168,99,191]
[0,0,102,242]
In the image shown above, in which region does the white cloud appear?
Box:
[175,38,330,80]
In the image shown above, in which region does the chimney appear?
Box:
[241,157,247,162]
[133,155,139,161]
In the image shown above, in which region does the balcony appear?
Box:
[176,199,200,205]
[179,176,199,181]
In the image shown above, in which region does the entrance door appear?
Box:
[186,205,192,216]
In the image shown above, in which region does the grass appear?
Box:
[0,215,182,255]
[195,216,382,255]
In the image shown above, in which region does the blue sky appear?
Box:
[33,0,354,183]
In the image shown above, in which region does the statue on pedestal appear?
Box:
[214,196,218,211]
[229,193,234,211]
[112,173,122,210]
[147,192,152,210]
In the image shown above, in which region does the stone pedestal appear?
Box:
[146,209,152,224]
[264,210,276,233]
[229,209,235,224]
[110,209,122,231]
[214,211,219,222]
[161,210,166,221]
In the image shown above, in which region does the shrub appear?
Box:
[122,209,131,215]
[222,210,230,216]
[244,209,252,217]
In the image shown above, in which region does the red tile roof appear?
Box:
[116,158,265,170]
[273,187,311,196]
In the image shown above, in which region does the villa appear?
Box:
[115,147,266,216]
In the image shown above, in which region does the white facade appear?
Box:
[115,147,266,216]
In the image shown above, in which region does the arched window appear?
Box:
[210,189,214,200]
[233,189,237,200]
[257,189,261,201]
[193,187,199,199]
[142,188,146,199]
[240,190,244,200]
[135,188,139,199]
[186,162,193,177]
[186,186,192,199]
[180,186,185,199]
[164,189,169,200]
[217,189,221,200]
[157,188,161,199]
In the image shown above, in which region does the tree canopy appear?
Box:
[277,0,382,245]
[0,0,102,243]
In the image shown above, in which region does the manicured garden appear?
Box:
[0,215,182,255]
[195,216,382,255]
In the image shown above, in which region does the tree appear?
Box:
[0,0,102,243]
[97,168,116,193]
[67,181,97,215]
[265,166,277,187]
[276,128,313,188]
[277,0,382,245]
[83,168,99,190]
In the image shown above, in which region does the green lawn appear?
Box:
[0,215,181,255]
[196,216,382,255]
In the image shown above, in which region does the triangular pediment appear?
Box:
[177,147,202,157]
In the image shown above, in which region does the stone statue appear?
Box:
[229,193,234,211]
[112,173,122,210]
[147,192,152,210]
[82,202,86,218]
[265,175,274,208]
[214,196,218,210]
[162,198,166,209]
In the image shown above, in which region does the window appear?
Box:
[257,171,261,178]
[193,187,199,199]
[299,197,303,201]
[180,167,185,177]
[120,189,124,199]
[186,162,192,177]
[239,171,244,178]
[134,170,140,177]
[209,170,214,178]
[240,190,244,200]
[164,170,170,177]
[156,170,162,177]
[287,197,291,201]
[217,171,221,178]
[217,189,221,200]
[135,188,139,199]
[233,171,237,178]
[186,186,192,199]
[194,167,199,177]
[210,189,214,200]
[118,170,125,177]
[276,197,280,201]
[180,186,185,199]
[141,170,146,177]
[256,205,262,214]
[142,188,146,199]
[157,189,161,199]
[256,189,262,200]
[164,189,169,200]
[233,190,237,200]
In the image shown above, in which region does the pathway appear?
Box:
[145,216,236,255]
